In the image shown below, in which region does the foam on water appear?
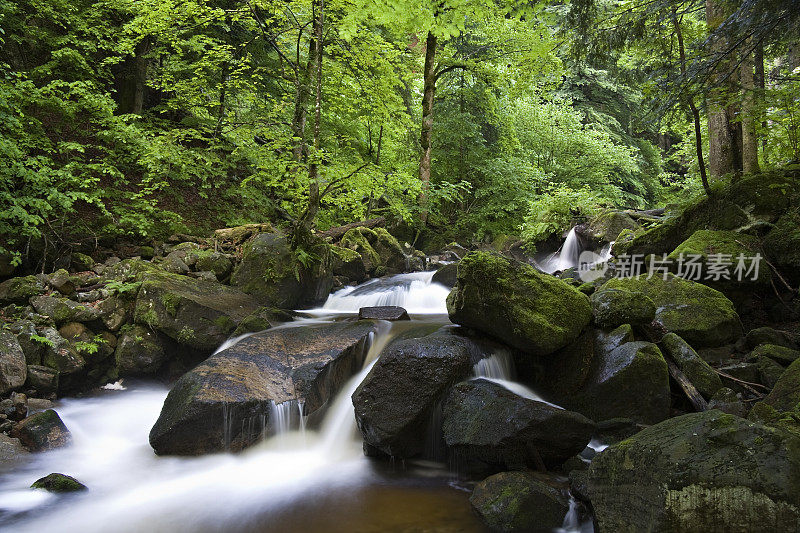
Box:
[319,271,450,314]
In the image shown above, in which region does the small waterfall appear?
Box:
[472,352,563,409]
[320,271,450,314]
[270,400,303,436]
[556,496,594,533]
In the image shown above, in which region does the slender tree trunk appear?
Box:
[418,31,437,224]
[705,0,737,178]
[132,37,151,114]
[291,32,315,165]
[755,42,768,167]
[300,0,324,232]
[741,41,760,174]
[672,10,710,194]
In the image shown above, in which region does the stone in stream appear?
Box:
[133,270,261,352]
[470,471,571,532]
[149,321,378,455]
[586,410,800,532]
[31,473,87,493]
[441,379,595,473]
[352,332,483,458]
[431,262,458,288]
[11,409,72,452]
[602,273,741,349]
[358,306,410,321]
[114,325,172,376]
[446,252,592,357]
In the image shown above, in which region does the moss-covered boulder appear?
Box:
[746,327,798,350]
[763,208,800,281]
[583,210,639,243]
[442,379,595,472]
[590,288,655,328]
[0,275,45,305]
[470,471,571,532]
[30,295,100,325]
[149,321,377,455]
[0,330,27,395]
[707,387,747,417]
[353,333,481,458]
[750,344,800,366]
[25,365,59,394]
[11,409,72,452]
[446,252,592,356]
[31,473,87,493]
[751,358,800,416]
[329,245,367,283]
[39,327,85,391]
[230,230,333,308]
[602,273,741,348]
[586,410,800,532]
[431,262,458,288]
[755,355,786,389]
[134,271,260,352]
[565,341,670,425]
[659,333,723,399]
[115,325,172,376]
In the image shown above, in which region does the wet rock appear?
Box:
[352,333,478,458]
[134,270,261,352]
[564,341,670,425]
[230,230,333,308]
[358,306,410,321]
[25,365,59,395]
[31,473,87,493]
[431,263,458,288]
[755,356,786,389]
[750,358,800,417]
[0,275,45,305]
[763,208,800,282]
[659,333,723,398]
[150,321,377,455]
[0,330,27,395]
[98,295,131,332]
[30,295,100,325]
[442,379,594,472]
[602,273,741,348]
[115,325,171,376]
[470,471,571,532]
[39,327,85,390]
[26,398,53,412]
[11,409,71,452]
[447,252,591,357]
[586,410,800,532]
[667,230,770,287]
[707,387,748,417]
[590,288,655,328]
[583,210,639,243]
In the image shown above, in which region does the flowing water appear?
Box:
[0,271,588,532]
[538,227,613,277]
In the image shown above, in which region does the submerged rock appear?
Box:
[586,410,800,532]
[31,473,87,493]
[12,409,71,452]
[150,321,377,455]
[352,333,479,458]
[446,252,591,356]
[134,270,260,352]
[602,273,741,348]
[358,306,410,321]
[442,379,594,472]
[470,471,571,532]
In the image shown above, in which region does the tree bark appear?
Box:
[741,41,760,174]
[418,31,438,224]
[299,0,324,232]
[705,0,737,178]
[755,42,768,167]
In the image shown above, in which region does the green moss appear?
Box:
[329,245,361,263]
[176,326,196,343]
[31,473,87,493]
[213,315,235,333]
[161,292,181,317]
[340,228,381,272]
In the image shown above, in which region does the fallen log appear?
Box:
[318,217,385,242]
[664,356,708,412]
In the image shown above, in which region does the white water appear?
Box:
[319,271,450,314]
[538,227,614,277]
[472,351,563,408]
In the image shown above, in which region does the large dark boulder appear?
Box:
[442,379,594,472]
[11,409,71,452]
[564,341,670,425]
[150,321,377,455]
[446,252,591,356]
[602,274,741,348]
[586,410,800,532]
[230,231,333,308]
[134,270,261,352]
[470,471,571,532]
[115,325,172,376]
[339,227,408,275]
[352,333,480,458]
[431,263,458,288]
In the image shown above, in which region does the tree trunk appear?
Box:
[672,10,710,195]
[299,0,324,232]
[755,42,768,167]
[705,0,737,178]
[132,38,150,115]
[418,31,437,224]
[741,41,759,174]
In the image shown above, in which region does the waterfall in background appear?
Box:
[538,227,613,277]
[319,271,450,314]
